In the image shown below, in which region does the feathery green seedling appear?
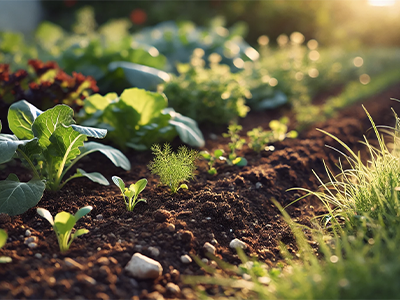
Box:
[0,229,12,263]
[148,143,198,194]
[112,176,147,211]
[200,149,225,175]
[37,206,92,253]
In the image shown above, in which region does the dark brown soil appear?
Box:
[1,84,400,300]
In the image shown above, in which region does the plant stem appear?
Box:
[16,148,41,179]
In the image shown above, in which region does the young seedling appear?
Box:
[222,124,247,166]
[200,149,225,175]
[247,117,298,153]
[0,229,12,263]
[112,176,147,211]
[148,143,198,194]
[37,206,92,253]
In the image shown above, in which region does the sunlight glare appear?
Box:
[368,0,396,6]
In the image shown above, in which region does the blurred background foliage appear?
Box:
[40,0,400,48]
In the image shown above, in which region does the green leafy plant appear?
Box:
[0,100,130,216]
[37,206,92,253]
[0,229,12,263]
[221,124,247,166]
[200,149,225,175]
[78,87,205,151]
[148,143,198,194]
[112,176,147,211]
[161,50,251,126]
[247,117,298,153]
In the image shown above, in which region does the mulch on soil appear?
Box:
[1,84,400,299]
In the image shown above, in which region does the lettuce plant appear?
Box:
[112,176,147,211]
[0,100,130,216]
[0,59,99,111]
[0,229,12,263]
[37,206,92,253]
[148,143,198,194]
[79,87,205,151]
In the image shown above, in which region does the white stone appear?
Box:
[28,242,37,249]
[229,238,248,249]
[34,253,42,259]
[203,242,216,255]
[180,255,192,264]
[25,229,31,237]
[148,246,160,257]
[125,253,163,279]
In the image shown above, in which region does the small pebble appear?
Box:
[201,258,208,264]
[96,214,103,220]
[97,247,101,251]
[25,229,31,237]
[229,238,248,249]
[64,257,84,270]
[180,254,192,264]
[203,242,216,255]
[34,253,42,259]
[166,223,175,232]
[166,282,180,294]
[148,246,160,257]
[78,274,97,285]
[28,242,37,249]
[211,238,218,245]
[255,182,263,189]
[24,236,38,244]
[209,133,218,140]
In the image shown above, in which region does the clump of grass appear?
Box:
[148,143,198,194]
[185,105,400,299]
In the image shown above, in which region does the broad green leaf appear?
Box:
[32,105,75,149]
[125,189,134,199]
[83,94,115,115]
[75,168,109,186]
[109,61,170,91]
[0,178,46,216]
[120,88,167,126]
[54,212,76,234]
[134,178,147,195]
[112,176,125,193]
[101,100,140,149]
[37,208,54,226]
[0,229,7,249]
[8,100,43,140]
[48,125,87,169]
[0,134,35,164]
[74,205,93,221]
[165,108,205,148]
[70,124,107,139]
[72,228,89,239]
[287,130,298,139]
[35,21,64,50]
[79,142,131,171]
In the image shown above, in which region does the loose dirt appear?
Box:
[1,84,400,299]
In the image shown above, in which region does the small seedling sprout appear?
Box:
[37,206,92,253]
[112,176,147,211]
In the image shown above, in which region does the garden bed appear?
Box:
[1,83,400,299]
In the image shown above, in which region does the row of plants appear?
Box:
[2,8,400,130]
[185,106,400,299]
